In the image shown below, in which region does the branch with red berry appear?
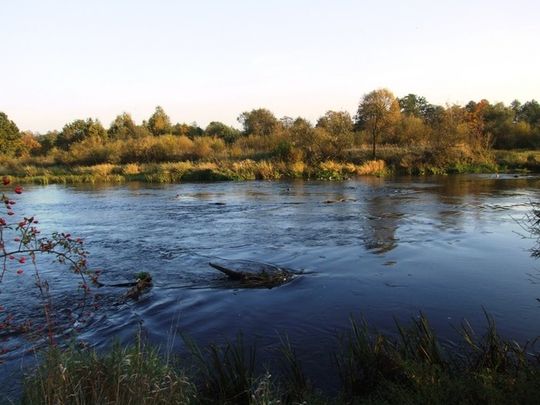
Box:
[1,175,100,352]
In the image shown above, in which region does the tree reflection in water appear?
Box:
[361,195,401,254]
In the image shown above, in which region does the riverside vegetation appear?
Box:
[1,89,540,184]
[20,313,540,404]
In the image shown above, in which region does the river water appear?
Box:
[1,174,540,396]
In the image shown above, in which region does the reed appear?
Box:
[2,147,530,185]
[183,333,257,404]
[22,338,195,405]
[20,312,540,404]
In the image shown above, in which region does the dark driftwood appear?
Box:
[94,274,153,300]
[209,261,295,288]
[209,262,244,280]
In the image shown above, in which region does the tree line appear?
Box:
[1,89,539,166]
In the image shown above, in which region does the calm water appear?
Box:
[2,174,540,395]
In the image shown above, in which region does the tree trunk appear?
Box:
[371,129,377,159]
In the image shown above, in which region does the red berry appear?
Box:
[2,176,9,186]
[14,186,23,194]
[16,269,23,275]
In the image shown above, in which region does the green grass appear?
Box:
[21,337,195,405]
[19,313,540,404]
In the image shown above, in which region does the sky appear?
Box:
[1,0,539,133]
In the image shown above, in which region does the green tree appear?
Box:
[187,122,204,139]
[108,112,138,140]
[315,111,354,158]
[398,94,431,119]
[355,89,401,158]
[483,102,515,148]
[517,100,540,127]
[147,106,172,136]
[0,112,21,156]
[434,104,468,150]
[393,115,431,146]
[289,117,318,162]
[205,121,241,144]
[37,131,59,155]
[237,108,279,137]
[56,118,106,150]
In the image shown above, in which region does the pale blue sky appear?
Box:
[1,0,539,132]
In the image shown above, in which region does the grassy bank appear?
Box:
[20,313,540,404]
[0,158,509,186]
[493,149,540,172]
[0,159,390,185]
[2,148,539,185]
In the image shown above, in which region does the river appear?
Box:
[1,174,540,397]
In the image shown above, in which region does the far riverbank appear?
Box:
[1,149,539,185]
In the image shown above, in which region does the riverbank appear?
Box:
[19,313,540,404]
[2,148,539,185]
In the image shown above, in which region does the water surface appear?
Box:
[2,174,540,395]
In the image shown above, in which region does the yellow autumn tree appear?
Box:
[355,88,401,158]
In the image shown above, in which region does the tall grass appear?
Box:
[20,313,540,404]
[22,338,195,405]
[184,333,257,404]
[1,159,391,184]
[2,145,526,185]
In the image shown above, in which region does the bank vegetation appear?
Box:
[1,89,540,183]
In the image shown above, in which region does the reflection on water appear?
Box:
[1,174,540,397]
[362,194,401,254]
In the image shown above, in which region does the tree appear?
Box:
[237,108,279,137]
[483,102,515,148]
[20,131,41,157]
[289,117,318,162]
[517,100,540,127]
[0,112,21,157]
[108,113,138,140]
[393,115,430,146]
[56,118,106,150]
[205,121,241,144]
[465,99,493,150]
[147,106,172,136]
[398,94,431,118]
[355,89,401,159]
[315,111,354,158]
[187,122,204,139]
[38,131,59,155]
[280,116,294,128]
[316,111,353,136]
[434,104,468,150]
